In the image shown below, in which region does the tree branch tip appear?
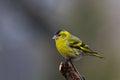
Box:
[59,60,85,80]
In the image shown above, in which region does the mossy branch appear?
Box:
[59,60,85,80]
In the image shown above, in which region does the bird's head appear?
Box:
[52,29,70,40]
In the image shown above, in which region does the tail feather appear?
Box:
[80,46,104,58]
[89,52,104,59]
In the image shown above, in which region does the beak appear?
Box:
[52,35,58,40]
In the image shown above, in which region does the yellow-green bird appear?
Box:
[52,29,103,60]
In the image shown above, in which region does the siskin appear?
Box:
[52,29,103,60]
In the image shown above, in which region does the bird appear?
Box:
[52,29,103,60]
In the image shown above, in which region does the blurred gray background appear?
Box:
[0,0,120,80]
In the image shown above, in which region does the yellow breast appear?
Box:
[55,39,76,58]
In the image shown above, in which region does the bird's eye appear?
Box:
[57,34,61,37]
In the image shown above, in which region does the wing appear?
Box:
[68,35,94,53]
[68,35,103,58]
[68,35,83,49]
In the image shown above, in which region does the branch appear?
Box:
[59,60,85,80]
